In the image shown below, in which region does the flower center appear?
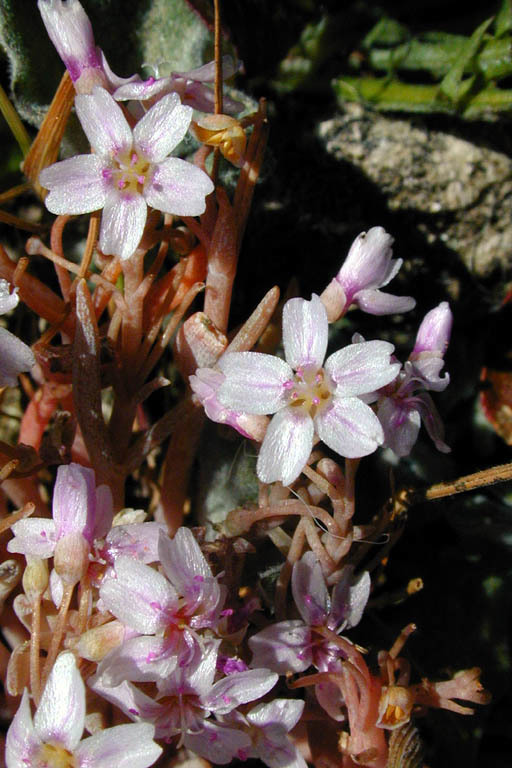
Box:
[285,365,333,417]
[107,150,152,195]
[34,742,77,768]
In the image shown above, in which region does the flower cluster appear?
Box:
[0,1,492,768]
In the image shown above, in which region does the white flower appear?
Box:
[210,294,400,485]
[6,652,162,768]
[40,87,214,260]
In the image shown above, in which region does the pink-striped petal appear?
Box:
[6,690,41,768]
[134,93,192,162]
[249,620,311,674]
[218,352,292,415]
[325,340,399,397]
[185,722,251,765]
[377,396,421,457]
[246,698,305,733]
[144,157,214,216]
[99,191,147,260]
[283,294,328,370]
[355,289,416,315]
[292,552,329,627]
[97,636,176,686]
[206,669,278,714]
[40,155,108,215]
[34,652,84,750]
[315,397,384,458]
[75,87,132,157]
[257,408,314,486]
[76,723,162,768]
[100,556,177,634]
[8,518,57,559]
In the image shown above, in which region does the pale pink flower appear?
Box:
[98,527,225,684]
[38,0,138,94]
[5,652,162,768]
[90,643,278,764]
[249,552,370,721]
[39,87,214,260]
[8,463,112,564]
[0,279,35,387]
[321,227,415,320]
[114,57,244,114]
[377,302,453,457]
[210,294,400,485]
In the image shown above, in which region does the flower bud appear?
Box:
[38,0,108,93]
[54,531,90,585]
[22,557,49,602]
[411,301,453,359]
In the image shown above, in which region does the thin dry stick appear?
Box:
[424,461,512,500]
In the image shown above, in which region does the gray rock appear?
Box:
[317,104,512,276]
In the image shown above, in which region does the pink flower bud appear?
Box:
[38,0,107,92]
[411,301,453,358]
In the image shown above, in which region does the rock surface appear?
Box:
[318,104,512,276]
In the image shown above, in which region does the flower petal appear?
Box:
[325,340,399,397]
[283,294,328,370]
[7,518,57,559]
[52,463,96,542]
[34,652,85,750]
[377,396,421,457]
[40,155,108,215]
[100,556,177,634]
[134,93,192,162]
[257,408,314,486]
[5,690,41,768]
[315,397,384,458]
[291,552,329,627]
[0,328,35,387]
[185,722,251,765]
[207,668,278,714]
[76,723,162,768]
[218,352,292,415]
[246,698,305,733]
[99,191,147,260]
[144,157,214,216]
[75,87,132,157]
[249,620,312,674]
[355,289,416,315]
[97,636,177,686]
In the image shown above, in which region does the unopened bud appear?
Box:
[22,557,49,602]
[54,531,90,585]
[76,620,125,662]
[191,115,246,167]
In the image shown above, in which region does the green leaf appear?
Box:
[495,0,512,37]
[439,16,493,104]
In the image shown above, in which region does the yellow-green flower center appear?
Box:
[110,150,152,195]
[34,742,77,768]
[285,366,333,417]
